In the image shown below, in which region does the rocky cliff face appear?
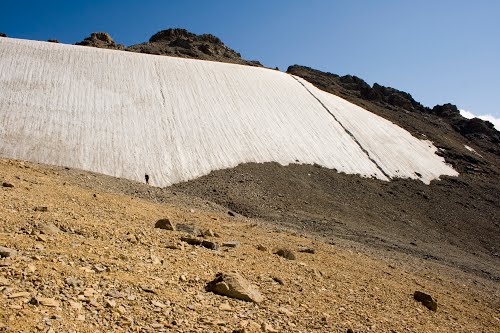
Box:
[75,32,125,50]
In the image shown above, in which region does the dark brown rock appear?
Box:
[2,182,14,188]
[274,249,296,260]
[155,218,175,230]
[414,291,438,311]
[0,33,7,38]
[76,32,125,50]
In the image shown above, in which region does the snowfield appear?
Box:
[0,38,457,186]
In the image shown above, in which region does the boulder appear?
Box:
[154,218,175,230]
[206,271,264,303]
[414,291,437,311]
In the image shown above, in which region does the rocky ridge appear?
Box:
[74,29,262,67]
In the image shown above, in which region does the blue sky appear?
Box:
[2,0,499,124]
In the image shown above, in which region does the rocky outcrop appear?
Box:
[75,32,125,50]
[75,29,261,67]
[0,33,7,38]
[127,28,262,67]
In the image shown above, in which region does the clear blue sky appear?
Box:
[2,0,499,120]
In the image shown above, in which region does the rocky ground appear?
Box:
[1,158,499,332]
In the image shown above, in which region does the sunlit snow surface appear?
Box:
[0,38,457,186]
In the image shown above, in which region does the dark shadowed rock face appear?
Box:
[75,32,125,50]
[128,28,262,67]
[0,33,7,38]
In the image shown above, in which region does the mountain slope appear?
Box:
[0,37,456,187]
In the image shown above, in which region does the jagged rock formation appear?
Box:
[75,29,262,67]
[128,28,262,67]
[75,32,125,50]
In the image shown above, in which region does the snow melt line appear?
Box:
[290,75,392,180]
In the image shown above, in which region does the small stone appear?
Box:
[9,291,30,299]
[256,244,267,251]
[65,277,83,287]
[0,246,17,258]
[35,222,60,235]
[176,224,203,236]
[201,240,219,250]
[347,329,354,333]
[126,233,137,243]
[222,241,240,248]
[151,300,166,308]
[77,314,85,321]
[180,236,202,246]
[414,291,438,311]
[274,249,296,260]
[227,211,236,217]
[206,271,264,303]
[82,288,96,297]
[219,302,232,311]
[203,229,215,237]
[34,206,48,212]
[155,218,175,231]
[69,301,82,310]
[38,297,59,307]
[278,307,293,316]
[2,182,14,188]
[262,323,278,332]
[105,299,116,308]
[298,246,316,254]
[35,234,48,242]
[117,305,126,314]
[89,299,101,308]
[0,277,11,286]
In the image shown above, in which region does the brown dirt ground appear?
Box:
[1,158,499,332]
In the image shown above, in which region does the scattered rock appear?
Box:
[414,291,438,311]
[34,222,60,235]
[0,33,7,38]
[2,182,14,188]
[222,241,240,248]
[0,246,17,258]
[347,329,354,333]
[151,300,167,308]
[227,211,235,217]
[0,276,11,286]
[298,246,315,254]
[278,306,293,316]
[274,249,296,260]
[206,271,264,303]
[75,32,125,50]
[256,244,267,251]
[176,224,203,236]
[34,206,48,212]
[9,291,30,299]
[202,229,215,237]
[126,233,138,243]
[180,236,202,246]
[31,297,59,307]
[201,240,219,250]
[47,39,59,43]
[155,218,175,230]
[105,299,116,308]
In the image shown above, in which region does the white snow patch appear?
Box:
[0,38,458,186]
[464,145,482,157]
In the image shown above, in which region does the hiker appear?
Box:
[145,174,149,185]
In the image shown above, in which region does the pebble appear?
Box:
[219,302,232,311]
[222,241,240,248]
[8,291,30,299]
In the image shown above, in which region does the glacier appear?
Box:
[0,38,458,186]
